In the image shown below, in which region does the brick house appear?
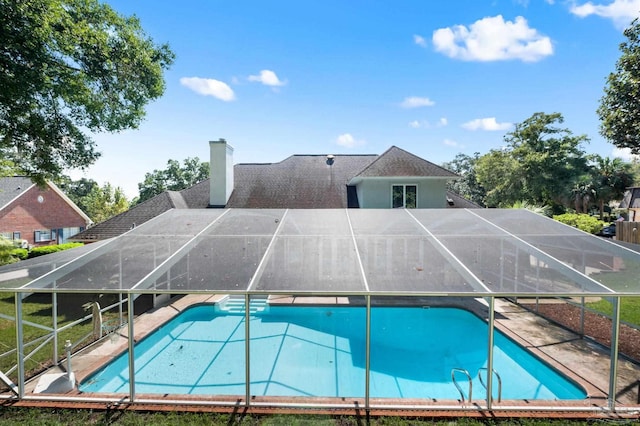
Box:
[0,177,92,247]
[72,140,477,243]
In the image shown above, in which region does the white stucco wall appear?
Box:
[356,178,448,208]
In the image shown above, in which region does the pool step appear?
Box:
[218,295,269,314]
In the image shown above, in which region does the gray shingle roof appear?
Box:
[72,146,475,241]
[0,177,35,209]
[226,154,378,208]
[71,191,179,241]
[354,146,458,178]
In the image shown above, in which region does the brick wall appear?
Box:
[0,184,90,246]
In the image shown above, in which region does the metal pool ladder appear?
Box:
[451,368,473,403]
[478,367,502,403]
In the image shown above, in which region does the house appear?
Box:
[0,177,92,246]
[619,187,640,221]
[72,140,477,242]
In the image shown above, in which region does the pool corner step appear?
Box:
[217,295,269,314]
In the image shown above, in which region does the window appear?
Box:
[34,230,53,242]
[392,185,417,208]
[12,232,20,240]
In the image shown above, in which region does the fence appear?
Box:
[616,221,640,244]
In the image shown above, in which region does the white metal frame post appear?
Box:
[15,292,25,398]
[608,296,621,411]
[127,293,136,401]
[486,297,495,409]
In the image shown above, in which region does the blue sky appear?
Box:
[74,0,640,199]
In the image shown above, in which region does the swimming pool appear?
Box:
[80,304,587,401]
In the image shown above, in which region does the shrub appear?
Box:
[10,248,28,260]
[28,243,84,258]
[553,213,605,234]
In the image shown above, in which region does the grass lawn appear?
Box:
[0,292,125,382]
[0,407,621,425]
[587,296,640,326]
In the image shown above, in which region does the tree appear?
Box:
[137,157,209,203]
[0,0,174,184]
[56,176,99,214]
[475,113,589,210]
[598,18,640,153]
[82,183,129,223]
[442,153,486,207]
[590,155,634,219]
[475,148,522,207]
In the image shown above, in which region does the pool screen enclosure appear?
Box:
[2,208,640,412]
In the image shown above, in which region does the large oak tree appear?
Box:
[0,0,174,184]
[598,18,640,153]
[476,112,589,210]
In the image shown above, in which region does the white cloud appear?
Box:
[432,15,553,62]
[248,69,286,86]
[462,117,513,131]
[400,96,435,108]
[612,146,640,161]
[180,77,235,101]
[414,34,427,47]
[443,139,459,147]
[336,133,366,148]
[408,117,448,129]
[571,0,640,29]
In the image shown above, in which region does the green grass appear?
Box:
[0,407,621,425]
[587,296,640,326]
[0,293,125,382]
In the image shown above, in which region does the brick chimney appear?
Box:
[209,139,234,207]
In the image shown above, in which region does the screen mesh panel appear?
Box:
[256,236,365,292]
[3,208,640,296]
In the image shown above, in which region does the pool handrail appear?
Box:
[451,367,473,403]
[478,367,502,403]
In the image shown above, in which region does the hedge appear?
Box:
[28,243,84,258]
[553,213,605,235]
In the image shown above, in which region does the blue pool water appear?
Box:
[80,305,587,400]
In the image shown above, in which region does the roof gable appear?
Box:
[354,146,458,178]
[0,177,35,210]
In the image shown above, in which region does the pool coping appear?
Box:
[17,294,640,415]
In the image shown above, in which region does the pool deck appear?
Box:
[10,294,640,420]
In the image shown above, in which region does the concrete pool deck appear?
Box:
[15,294,640,417]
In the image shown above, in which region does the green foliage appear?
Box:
[510,201,552,217]
[475,149,522,207]
[0,237,18,266]
[28,242,83,258]
[137,157,209,204]
[56,177,128,222]
[475,113,589,209]
[598,18,640,154]
[442,152,486,207]
[55,176,100,214]
[0,0,175,184]
[82,182,129,223]
[10,248,28,260]
[589,155,634,219]
[553,213,605,234]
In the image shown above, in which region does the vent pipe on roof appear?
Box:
[209,139,234,207]
[326,154,335,166]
